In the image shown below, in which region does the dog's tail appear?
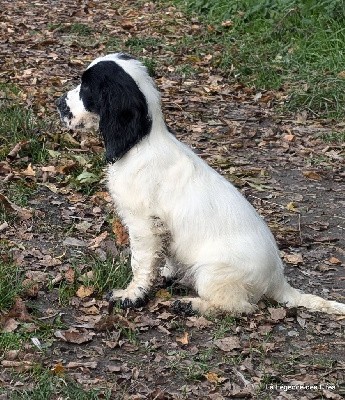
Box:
[270,278,345,315]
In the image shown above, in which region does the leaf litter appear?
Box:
[0,0,344,399]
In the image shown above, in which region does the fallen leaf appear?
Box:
[76,285,94,299]
[54,329,93,344]
[22,278,39,298]
[284,253,303,265]
[303,170,322,181]
[76,171,99,184]
[0,193,33,220]
[329,257,341,265]
[112,219,129,246]
[88,231,108,249]
[21,163,36,177]
[268,307,286,321]
[62,237,87,247]
[6,297,32,322]
[7,140,29,159]
[65,361,98,369]
[214,336,241,352]
[176,331,189,345]
[186,316,213,329]
[51,363,65,375]
[283,134,295,142]
[2,318,19,333]
[155,289,172,300]
[286,201,298,212]
[205,371,225,383]
[64,267,75,283]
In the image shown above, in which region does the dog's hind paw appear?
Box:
[172,299,197,317]
[120,296,148,309]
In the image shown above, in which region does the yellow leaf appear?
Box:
[176,331,189,345]
[155,289,172,300]
[286,201,297,212]
[51,363,65,375]
[205,371,223,383]
[76,285,94,299]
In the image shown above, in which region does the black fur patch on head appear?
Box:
[80,60,152,162]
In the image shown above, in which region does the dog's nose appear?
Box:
[56,95,64,109]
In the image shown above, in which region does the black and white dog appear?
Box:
[57,53,345,315]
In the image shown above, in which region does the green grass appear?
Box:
[81,254,132,296]
[321,131,345,143]
[6,369,111,400]
[171,0,345,118]
[169,347,215,381]
[0,255,23,311]
[0,84,48,163]
[58,255,132,305]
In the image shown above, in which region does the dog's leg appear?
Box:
[107,218,162,310]
[173,263,257,315]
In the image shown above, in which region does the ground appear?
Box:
[0,1,344,399]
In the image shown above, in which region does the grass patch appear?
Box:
[3,180,36,207]
[169,347,215,381]
[0,255,23,311]
[82,254,132,296]
[6,369,111,400]
[58,255,132,305]
[321,131,345,143]
[0,84,48,163]
[171,0,345,118]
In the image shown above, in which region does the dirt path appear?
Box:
[1,1,344,399]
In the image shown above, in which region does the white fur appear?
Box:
[62,53,345,315]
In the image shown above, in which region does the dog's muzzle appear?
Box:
[56,94,73,123]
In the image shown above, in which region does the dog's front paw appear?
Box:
[106,288,148,313]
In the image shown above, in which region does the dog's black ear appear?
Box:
[81,61,152,162]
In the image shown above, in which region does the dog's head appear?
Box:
[56,53,159,162]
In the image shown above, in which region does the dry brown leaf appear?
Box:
[283,134,295,142]
[21,163,36,177]
[2,318,19,333]
[76,285,94,299]
[268,307,286,321]
[94,314,135,332]
[88,231,108,249]
[214,336,240,352]
[204,371,225,383]
[51,363,65,375]
[64,267,75,283]
[329,257,341,265]
[303,170,322,181]
[112,219,129,246]
[7,297,32,322]
[0,193,33,220]
[176,331,189,345]
[54,329,93,344]
[7,140,29,159]
[284,253,303,265]
[65,361,98,369]
[186,316,213,329]
[22,278,39,298]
